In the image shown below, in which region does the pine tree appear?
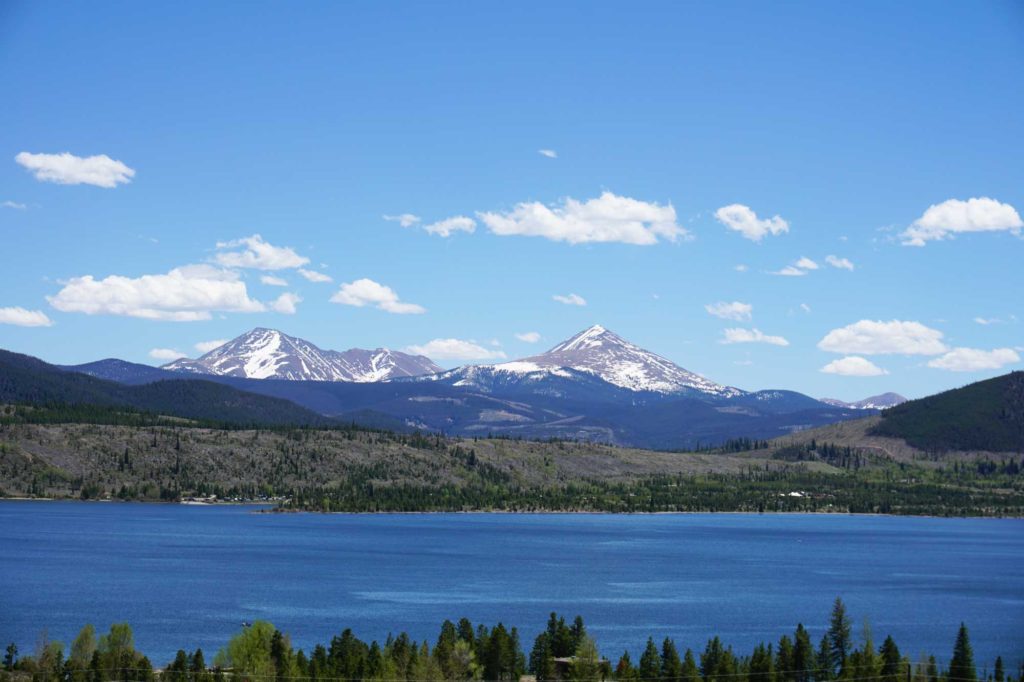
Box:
[879,636,901,682]
[639,638,660,682]
[949,624,977,682]
[827,598,852,676]
[661,639,683,682]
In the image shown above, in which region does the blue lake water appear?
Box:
[1,501,1021,669]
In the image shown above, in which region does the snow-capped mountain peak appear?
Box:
[424,325,742,397]
[162,328,441,382]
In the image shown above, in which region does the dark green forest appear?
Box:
[2,601,1014,682]
[870,372,1024,453]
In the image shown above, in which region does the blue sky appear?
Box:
[1,1,1022,400]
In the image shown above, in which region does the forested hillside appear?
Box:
[1,412,1021,515]
[870,371,1024,452]
[0,350,332,427]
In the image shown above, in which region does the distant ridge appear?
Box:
[820,392,907,410]
[1,349,330,427]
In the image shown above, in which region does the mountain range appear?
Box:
[43,325,892,449]
[819,393,907,410]
[163,328,441,381]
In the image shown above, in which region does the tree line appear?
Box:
[3,600,1015,682]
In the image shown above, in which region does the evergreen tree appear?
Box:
[749,643,774,682]
[639,639,661,682]
[793,625,813,682]
[661,639,683,682]
[827,598,852,676]
[949,624,977,682]
[815,636,832,682]
[3,643,16,672]
[994,657,1004,682]
[879,636,902,682]
[776,636,795,682]
[681,650,701,682]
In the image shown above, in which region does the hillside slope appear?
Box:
[869,371,1024,452]
[0,349,331,427]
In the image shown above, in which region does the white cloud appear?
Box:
[715,204,789,242]
[705,301,753,321]
[195,339,228,353]
[478,191,687,245]
[734,264,749,272]
[149,348,186,361]
[771,257,818,276]
[794,257,819,270]
[271,292,301,314]
[901,197,1023,246]
[720,328,790,346]
[800,303,812,314]
[15,151,135,188]
[47,264,265,322]
[818,320,947,355]
[0,306,54,327]
[825,255,855,271]
[516,331,542,343]
[260,275,289,287]
[2,200,27,210]
[538,149,558,159]
[927,347,1020,372]
[974,315,1015,325]
[298,268,332,283]
[820,356,889,377]
[404,338,507,362]
[214,234,310,270]
[383,213,422,228]
[424,215,476,237]
[330,278,425,314]
[553,293,587,306]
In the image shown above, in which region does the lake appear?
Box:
[1,501,1021,669]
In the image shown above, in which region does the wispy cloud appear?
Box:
[0,306,54,327]
[195,339,228,353]
[538,149,558,159]
[771,257,818,276]
[214,234,310,271]
[404,338,507,361]
[260,275,289,287]
[149,348,186,361]
[16,151,135,188]
[720,328,789,346]
[553,293,587,306]
[2,200,27,210]
[298,268,332,283]
[424,216,476,237]
[383,213,422,228]
[825,255,855,271]
[927,347,1020,372]
[705,301,752,321]
[515,331,542,343]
